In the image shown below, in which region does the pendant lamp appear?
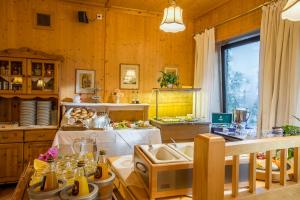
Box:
[282,0,300,21]
[160,0,186,33]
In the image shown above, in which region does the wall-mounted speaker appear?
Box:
[78,11,89,23]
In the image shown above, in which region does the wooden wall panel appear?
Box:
[0,0,106,100]
[104,8,194,101]
[194,0,269,42]
[0,0,195,103]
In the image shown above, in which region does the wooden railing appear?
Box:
[193,133,300,200]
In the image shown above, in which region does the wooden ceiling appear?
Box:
[70,0,230,18]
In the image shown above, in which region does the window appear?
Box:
[221,36,260,127]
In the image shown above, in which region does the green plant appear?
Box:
[282,125,300,136]
[282,115,300,136]
[157,71,179,88]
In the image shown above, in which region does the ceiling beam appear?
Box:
[60,0,106,7]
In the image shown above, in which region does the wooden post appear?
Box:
[265,151,272,189]
[232,155,240,197]
[193,133,225,200]
[294,147,300,182]
[249,153,256,193]
[280,149,287,186]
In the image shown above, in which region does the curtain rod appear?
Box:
[194,0,277,35]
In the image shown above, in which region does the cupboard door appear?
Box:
[24,141,52,167]
[27,59,59,95]
[0,143,23,183]
[0,58,27,94]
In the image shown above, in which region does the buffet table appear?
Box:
[52,128,162,156]
[108,155,192,200]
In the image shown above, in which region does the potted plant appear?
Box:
[157,71,179,88]
[282,115,300,136]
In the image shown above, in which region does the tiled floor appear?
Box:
[0,183,15,200]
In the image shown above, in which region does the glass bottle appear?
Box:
[72,160,89,197]
[40,156,59,192]
[94,150,109,180]
[63,159,75,186]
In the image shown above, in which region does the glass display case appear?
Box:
[0,58,26,93]
[28,59,58,94]
[152,88,201,121]
[150,88,210,143]
[0,57,59,95]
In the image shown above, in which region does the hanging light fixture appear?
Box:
[160,0,186,33]
[282,0,300,21]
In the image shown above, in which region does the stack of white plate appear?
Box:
[37,101,51,126]
[20,101,36,126]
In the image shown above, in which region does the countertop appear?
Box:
[0,125,58,131]
[150,119,210,126]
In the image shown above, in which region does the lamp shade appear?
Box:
[12,77,23,84]
[37,79,45,88]
[282,0,300,21]
[160,0,186,33]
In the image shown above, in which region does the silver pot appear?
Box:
[233,108,250,124]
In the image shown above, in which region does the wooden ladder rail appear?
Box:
[193,134,300,200]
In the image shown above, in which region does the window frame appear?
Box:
[221,35,260,113]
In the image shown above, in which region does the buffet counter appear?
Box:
[52,128,162,156]
[150,119,210,143]
[108,155,192,200]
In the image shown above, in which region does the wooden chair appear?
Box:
[11,162,33,200]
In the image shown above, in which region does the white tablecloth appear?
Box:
[52,128,161,156]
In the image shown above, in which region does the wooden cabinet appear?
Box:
[23,129,56,167]
[0,48,63,97]
[0,128,57,184]
[0,143,23,183]
[24,141,53,167]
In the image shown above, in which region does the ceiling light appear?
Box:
[282,0,300,21]
[160,0,186,33]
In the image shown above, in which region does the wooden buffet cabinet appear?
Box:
[0,128,57,184]
[0,48,63,184]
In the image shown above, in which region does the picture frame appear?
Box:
[164,66,178,75]
[120,64,140,90]
[75,69,95,94]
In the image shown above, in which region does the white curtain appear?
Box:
[194,28,220,121]
[258,0,300,132]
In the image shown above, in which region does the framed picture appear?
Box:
[164,66,178,75]
[120,64,140,90]
[75,69,95,94]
